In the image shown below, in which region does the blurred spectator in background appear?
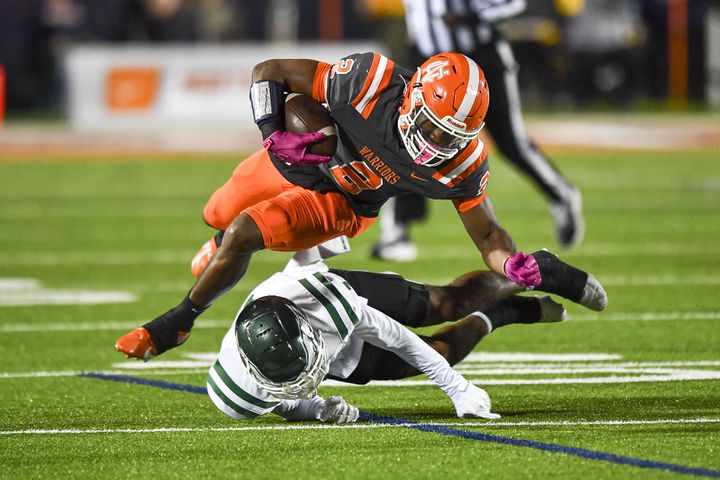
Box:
[370,0,584,263]
[0,0,714,114]
[562,0,645,109]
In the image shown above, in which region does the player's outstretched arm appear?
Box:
[456,201,607,310]
[356,306,500,419]
[458,199,540,288]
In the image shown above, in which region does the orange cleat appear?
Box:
[191,237,218,277]
[115,327,159,361]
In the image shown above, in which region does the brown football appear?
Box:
[284,93,338,157]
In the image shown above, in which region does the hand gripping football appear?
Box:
[284,93,338,157]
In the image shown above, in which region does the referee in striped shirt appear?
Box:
[372,0,584,262]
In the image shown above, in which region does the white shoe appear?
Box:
[537,295,568,323]
[579,274,608,311]
[370,239,418,262]
[550,185,584,248]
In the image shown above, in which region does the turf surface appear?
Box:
[0,145,719,479]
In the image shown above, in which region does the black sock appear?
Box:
[484,296,541,330]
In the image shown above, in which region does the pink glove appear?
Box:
[503,252,541,288]
[263,130,332,166]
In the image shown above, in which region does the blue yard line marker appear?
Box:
[78,372,207,394]
[81,372,720,478]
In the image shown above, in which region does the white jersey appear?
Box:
[207,261,468,420]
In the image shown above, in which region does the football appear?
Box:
[284,93,338,157]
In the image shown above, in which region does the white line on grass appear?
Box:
[2,418,719,436]
[3,310,718,333]
[0,319,232,332]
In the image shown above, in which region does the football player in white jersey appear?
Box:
[207,245,601,423]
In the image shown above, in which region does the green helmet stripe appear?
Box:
[213,361,278,409]
[299,278,349,338]
[313,273,359,325]
[207,375,262,419]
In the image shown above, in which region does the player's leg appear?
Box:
[421,295,565,367]
[191,149,294,276]
[479,39,584,248]
[333,295,566,383]
[118,179,374,360]
[370,193,427,262]
[332,251,605,329]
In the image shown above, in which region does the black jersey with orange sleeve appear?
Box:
[268,52,491,217]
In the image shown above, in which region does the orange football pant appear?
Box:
[202,149,375,252]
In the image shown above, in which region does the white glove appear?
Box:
[319,396,359,423]
[449,381,501,419]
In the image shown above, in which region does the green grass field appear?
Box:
[0,145,719,479]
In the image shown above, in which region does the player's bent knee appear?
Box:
[223,213,265,253]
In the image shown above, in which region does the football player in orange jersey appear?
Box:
[116,52,606,361]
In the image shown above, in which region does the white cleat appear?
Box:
[579,274,608,311]
[370,239,418,263]
[537,295,568,323]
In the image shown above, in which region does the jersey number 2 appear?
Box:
[329,162,382,194]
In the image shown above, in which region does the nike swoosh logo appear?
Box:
[410,172,428,182]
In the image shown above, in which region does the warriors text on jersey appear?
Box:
[269,52,491,218]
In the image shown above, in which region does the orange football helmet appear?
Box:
[398,53,489,166]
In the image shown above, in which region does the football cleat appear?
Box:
[550,184,584,249]
[370,238,418,263]
[537,295,567,323]
[579,274,608,312]
[115,327,158,361]
[191,236,218,277]
[115,327,190,361]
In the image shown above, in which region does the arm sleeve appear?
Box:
[353,306,467,396]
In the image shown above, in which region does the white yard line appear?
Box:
[0,319,231,332]
[2,418,719,436]
[3,310,718,333]
[571,311,720,322]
